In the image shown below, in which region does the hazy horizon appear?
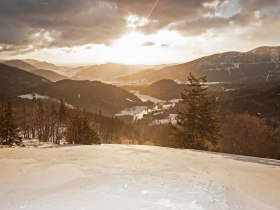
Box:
[1,45,279,67]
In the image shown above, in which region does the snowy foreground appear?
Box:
[0,144,279,210]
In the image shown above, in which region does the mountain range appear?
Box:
[0,63,142,115]
[21,80,142,115]
[3,60,38,72]
[2,46,280,84]
[1,45,280,117]
[24,59,61,71]
[0,63,50,99]
[118,46,280,83]
[72,63,140,81]
[0,60,68,82]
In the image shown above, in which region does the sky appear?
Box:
[0,0,279,66]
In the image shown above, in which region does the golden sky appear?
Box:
[0,0,279,65]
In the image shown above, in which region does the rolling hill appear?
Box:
[140,79,186,100]
[119,46,280,83]
[0,63,50,98]
[3,60,38,72]
[21,80,143,115]
[73,63,140,81]
[0,64,143,115]
[117,69,156,82]
[137,78,280,124]
[24,59,61,71]
[32,69,69,82]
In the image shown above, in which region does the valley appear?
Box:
[1,46,280,131]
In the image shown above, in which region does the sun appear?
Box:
[111,31,153,64]
[112,31,149,51]
[109,30,188,65]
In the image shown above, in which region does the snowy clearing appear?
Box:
[18,93,50,100]
[0,144,279,210]
[116,91,179,122]
[17,93,74,109]
[131,91,162,103]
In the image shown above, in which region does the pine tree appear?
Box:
[98,110,104,140]
[0,102,19,145]
[50,102,58,143]
[170,73,220,150]
[18,104,27,138]
[66,112,101,145]
[35,100,45,142]
[58,98,67,124]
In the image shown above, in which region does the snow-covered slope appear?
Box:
[0,144,279,210]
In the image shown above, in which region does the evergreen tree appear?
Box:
[18,104,27,138]
[66,112,101,145]
[58,98,67,124]
[50,102,58,143]
[35,100,45,142]
[170,73,220,150]
[0,102,19,145]
[55,99,67,143]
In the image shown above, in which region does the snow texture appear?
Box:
[0,144,279,210]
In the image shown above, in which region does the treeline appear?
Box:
[219,113,280,159]
[1,79,279,160]
[0,100,80,145]
[0,99,140,146]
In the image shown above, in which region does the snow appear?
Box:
[224,88,235,92]
[18,93,74,109]
[131,91,162,103]
[115,103,176,121]
[151,114,177,125]
[0,144,279,210]
[125,98,135,103]
[116,92,180,122]
[18,93,50,100]
[116,106,150,120]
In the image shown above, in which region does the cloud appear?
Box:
[0,0,125,50]
[0,0,279,53]
[160,44,169,47]
[168,16,229,35]
[141,41,155,46]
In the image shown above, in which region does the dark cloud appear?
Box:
[169,16,229,35]
[141,42,155,46]
[0,0,125,49]
[0,0,279,52]
[114,0,224,33]
[160,44,168,47]
[0,20,31,45]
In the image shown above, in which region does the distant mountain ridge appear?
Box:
[3,60,38,72]
[72,63,141,81]
[141,79,186,100]
[0,63,50,98]
[0,63,143,115]
[20,79,143,115]
[32,69,69,82]
[24,59,61,71]
[1,59,69,82]
[119,46,280,83]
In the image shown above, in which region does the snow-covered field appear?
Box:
[0,144,279,210]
